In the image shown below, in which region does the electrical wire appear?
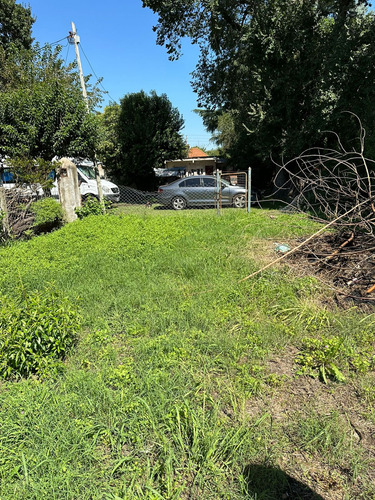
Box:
[79,42,117,103]
[64,42,71,67]
[34,36,69,53]
[49,36,70,47]
[34,33,117,104]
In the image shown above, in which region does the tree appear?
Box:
[96,102,121,176]
[111,90,186,190]
[143,0,375,187]
[0,45,100,161]
[0,0,34,52]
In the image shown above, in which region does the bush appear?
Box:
[0,286,81,379]
[75,196,111,219]
[31,197,64,233]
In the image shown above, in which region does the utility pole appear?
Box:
[69,22,89,111]
[68,22,104,207]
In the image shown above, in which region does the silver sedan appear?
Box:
[157,175,248,210]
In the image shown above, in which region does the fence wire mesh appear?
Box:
[0,171,254,240]
[115,172,251,212]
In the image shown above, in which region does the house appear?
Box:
[159,147,226,178]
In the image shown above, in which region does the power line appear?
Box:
[34,36,69,53]
[49,36,70,47]
[35,32,118,105]
[64,42,71,66]
[79,42,117,103]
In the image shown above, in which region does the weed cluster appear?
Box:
[295,336,346,383]
[30,198,63,234]
[0,285,80,379]
[0,210,373,498]
[295,313,375,383]
[75,197,112,219]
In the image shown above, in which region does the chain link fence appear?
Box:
[114,171,254,213]
[0,170,255,240]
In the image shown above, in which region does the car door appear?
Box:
[220,179,234,205]
[201,176,217,205]
[180,177,202,205]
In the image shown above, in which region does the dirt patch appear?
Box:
[243,236,281,267]
[245,348,375,499]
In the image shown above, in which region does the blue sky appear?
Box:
[28,0,213,149]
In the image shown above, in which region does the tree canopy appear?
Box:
[143,0,375,186]
[0,45,99,161]
[99,91,186,190]
[0,0,34,52]
[0,1,101,165]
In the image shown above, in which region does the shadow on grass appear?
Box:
[244,464,324,500]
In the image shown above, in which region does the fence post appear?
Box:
[247,167,252,214]
[216,169,221,216]
[94,158,105,213]
[58,158,81,222]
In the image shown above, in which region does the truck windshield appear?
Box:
[78,166,96,180]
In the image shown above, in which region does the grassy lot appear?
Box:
[0,207,374,499]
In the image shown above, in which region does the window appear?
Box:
[202,178,215,187]
[78,166,96,180]
[184,178,201,187]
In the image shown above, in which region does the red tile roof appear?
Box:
[188,147,208,158]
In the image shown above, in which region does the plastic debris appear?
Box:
[274,243,291,253]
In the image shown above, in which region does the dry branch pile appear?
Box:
[273,117,374,306]
[5,190,35,238]
[275,117,375,237]
[289,232,374,308]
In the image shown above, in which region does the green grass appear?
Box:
[0,208,374,499]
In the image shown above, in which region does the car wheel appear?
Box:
[171,196,187,210]
[232,194,246,208]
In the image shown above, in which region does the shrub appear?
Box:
[31,197,64,233]
[75,196,111,219]
[0,286,81,379]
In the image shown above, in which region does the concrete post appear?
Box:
[57,158,81,222]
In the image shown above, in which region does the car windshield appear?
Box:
[78,166,96,180]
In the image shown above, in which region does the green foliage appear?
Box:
[75,196,111,219]
[96,102,121,175]
[295,336,346,383]
[107,90,186,190]
[0,210,373,498]
[0,285,81,379]
[0,45,100,160]
[30,198,63,233]
[144,0,375,183]
[0,0,34,52]
[7,156,55,189]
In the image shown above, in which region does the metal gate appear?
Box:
[214,168,252,215]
